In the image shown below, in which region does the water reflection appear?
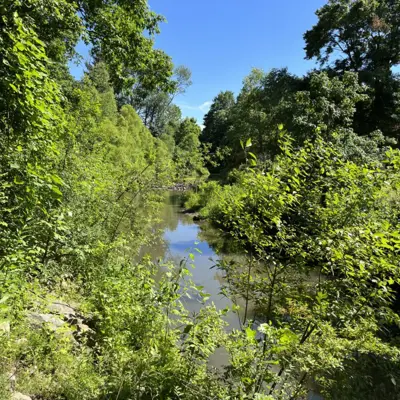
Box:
[139,192,323,398]
[139,192,244,331]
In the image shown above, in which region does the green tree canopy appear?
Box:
[304,0,400,139]
[1,0,174,93]
[202,90,235,149]
[122,66,192,137]
[304,0,400,73]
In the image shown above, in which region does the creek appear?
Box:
[140,191,322,399]
[139,191,246,331]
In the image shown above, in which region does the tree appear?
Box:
[213,68,391,166]
[122,66,192,137]
[172,65,193,97]
[0,9,66,278]
[1,0,174,93]
[304,0,400,139]
[193,131,400,398]
[304,0,400,73]
[159,104,182,152]
[289,72,366,139]
[175,118,201,150]
[86,62,118,121]
[202,91,235,149]
[174,118,207,179]
[228,68,303,161]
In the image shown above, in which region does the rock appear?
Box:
[48,302,76,317]
[12,392,31,400]
[63,329,79,346]
[27,313,78,345]
[0,321,10,334]
[27,312,64,331]
[77,323,93,334]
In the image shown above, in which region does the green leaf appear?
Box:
[51,174,63,185]
[13,176,24,185]
[200,293,210,302]
[0,295,10,304]
[278,329,297,345]
[9,83,18,92]
[15,42,26,51]
[51,185,63,196]
[245,327,256,341]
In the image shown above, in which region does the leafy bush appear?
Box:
[183,181,221,217]
[194,130,400,398]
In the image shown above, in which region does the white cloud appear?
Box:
[199,101,212,112]
[199,124,205,130]
[177,101,212,113]
[178,104,198,111]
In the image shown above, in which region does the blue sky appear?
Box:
[70,0,326,125]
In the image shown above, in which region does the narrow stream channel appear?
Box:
[139,191,244,330]
[140,192,322,399]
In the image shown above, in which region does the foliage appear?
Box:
[3,0,400,399]
[0,10,66,286]
[173,118,209,181]
[1,0,174,93]
[202,91,235,150]
[226,68,302,162]
[194,130,400,397]
[304,0,400,73]
[122,66,192,137]
[304,0,400,139]
[183,181,221,215]
[86,260,219,399]
[0,2,207,397]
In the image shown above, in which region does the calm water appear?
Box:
[140,192,323,399]
[139,191,244,331]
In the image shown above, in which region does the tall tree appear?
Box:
[174,118,206,179]
[175,117,201,150]
[202,91,235,149]
[304,0,400,139]
[123,66,192,137]
[0,0,175,278]
[0,9,67,276]
[230,68,303,160]
[1,0,174,93]
[304,0,400,73]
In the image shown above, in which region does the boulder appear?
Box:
[77,323,93,334]
[12,392,31,400]
[48,302,76,317]
[27,312,64,331]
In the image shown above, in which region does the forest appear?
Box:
[0,0,400,399]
